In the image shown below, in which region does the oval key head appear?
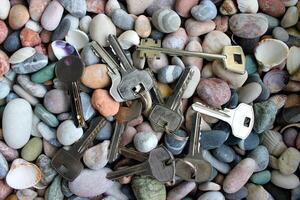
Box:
[55,55,84,84]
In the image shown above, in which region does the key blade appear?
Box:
[222,46,246,74]
[108,121,127,163]
[192,102,231,121]
[106,162,149,180]
[188,112,202,157]
[138,38,161,58]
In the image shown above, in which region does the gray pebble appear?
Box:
[203,149,231,174]
[37,122,56,141]
[201,130,229,150]
[57,112,71,121]
[13,84,39,105]
[238,131,260,150]
[16,189,38,200]
[212,144,236,163]
[11,53,48,74]
[43,89,70,114]
[4,69,17,82]
[57,0,86,18]
[272,27,289,42]
[249,145,269,172]
[80,92,96,121]
[157,65,183,83]
[62,179,73,197]
[0,152,8,179]
[152,8,181,33]
[3,31,21,53]
[63,14,80,30]
[191,0,217,21]
[96,121,113,141]
[17,75,47,98]
[111,9,135,30]
[224,187,248,200]
[0,79,10,99]
[51,18,71,41]
[36,154,57,186]
[258,13,280,31]
[80,44,100,66]
[6,92,19,102]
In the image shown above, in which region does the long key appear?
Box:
[107,35,154,101]
[51,116,106,181]
[108,121,127,163]
[176,112,212,183]
[148,67,194,133]
[192,102,254,139]
[138,38,246,74]
[106,147,175,183]
[55,56,86,128]
[90,41,124,102]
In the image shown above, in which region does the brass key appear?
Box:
[138,38,246,74]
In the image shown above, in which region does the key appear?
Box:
[108,121,127,163]
[106,146,175,183]
[107,35,154,101]
[138,38,246,74]
[51,116,106,181]
[192,102,254,139]
[148,67,194,133]
[175,112,212,183]
[55,56,86,128]
[90,41,124,102]
[119,147,148,162]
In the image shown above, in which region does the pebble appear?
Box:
[37,122,56,141]
[111,9,134,30]
[164,129,188,155]
[21,137,43,161]
[203,150,231,174]
[34,104,59,127]
[41,0,64,31]
[80,44,100,66]
[0,80,10,99]
[20,27,41,47]
[80,92,96,121]
[79,16,92,34]
[29,0,51,21]
[31,63,56,83]
[69,168,114,197]
[0,180,13,199]
[197,78,231,107]
[3,31,21,53]
[278,147,300,175]
[118,30,140,49]
[0,153,8,179]
[224,187,248,200]
[272,27,289,42]
[258,0,286,17]
[212,144,235,163]
[51,18,71,41]
[283,127,298,147]
[281,6,299,28]
[46,175,64,200]
[191,0,217,21]
[0,141,19,161]
[238,131,260,150]
[147,53,169,72]
[83,140,110,170]
[220,0,238,15]
[198,182,221,191]
[2,98,32,149]
[65,29,89,51]
[182,66,201,98]
[0,51,9,77]
[0,21,8,45]
[81,64,111,89]
[253,100,278,133]
[185,19,216,37]
[86,0,106,13]
[249,145,270,172]
[237,0,259,13]
[43,89,70,114]
[182,40,203,70]
[96,121,113,141]
[223,158,256,193]
[250,170,272,184]
[17,75,47,98]
[175,0,199,17]
[13,84,39,105]
[162,28,188,49]
[57,120,83,146]
[132,176,166,200]
[58,0,86,18]
[16,189,37,200]
[91,89,120,117]
[201,130,229,150]
[134,132,158,153]
[36,154,57,186]
[63,14,79,30]
[246,183,272,200]
[8,5,30,30]
[157,65,183,83]
[152,8,181,33]
[197,191,225,200]
[202,30,231,54]
[238,82,262,103]
[135,15,151,38]
[11,53,48,74]
[0,0,10,20]
[167,182,195,200]
[271,170,300,189]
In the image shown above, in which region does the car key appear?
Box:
[138,38,246,74]
[51,116,106,181]
[106,146,175,183]
[107,35,154,101]
[148,67,194,133]
[176,112,212,183]
[90,41,124,102]
[192,102,254,139]
[55,56,86,128]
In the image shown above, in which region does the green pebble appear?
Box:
[34,104,59,127]
[245,55,258,75]
[45,175,64,200]
[250,170,272,185]
[21,137,43,161]
[31,63,56,83]
[132,176,166,200]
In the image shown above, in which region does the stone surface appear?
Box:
[134,132,158,153]
[258,0,286,17]
[157,65,183,83]
[271,170,300,189]
[249,145,270,172]
[83,140,110,170]
[197,191,225,200]
[135,15,151,38]
[0,0,10,20]
[185,18,216,37]
[278,147,300,175]
[111,9,134,30]
[175,0,199,17]
[41,0,64,31]
[21,137,43,161]
[86,0,106,13]
[253,100,278,133]
[202,30,231,54]
[57,120,83,146]
[92,89,120,117]
[57,0,86,18]
[43,89,70,114]
[81,64,111,89]
[126,0,154,15]
[11,53,48,74]
[152,8,181,33]
[191,0,217,21]
[8,5,30,30]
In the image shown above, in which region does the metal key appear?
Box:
[148,67,194,133]
[138,38,246,74]
[90,41,124,102]
[176,112,212,183]
[192,102,254,139]
[106,146,175,183]
[51,116,106,181]
[107,35,154,101]
[55,56,86,128]
[108,121,127,163]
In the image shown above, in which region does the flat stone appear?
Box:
[57,0,86,18]
[11,53,48,74]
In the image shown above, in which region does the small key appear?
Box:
[138,38,246,74]
[90,41,124,102]
[148,67,194,133]
[119,147,148,162]
[176,112,212,183]
[51,116,106,181]
[106,146,175,182]
[55,56,86,128]
[107,35,154,101]
[192,102,254,139]
[108,121,127,163]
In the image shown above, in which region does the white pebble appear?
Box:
[134,132,158,153]
[57,120,83,146]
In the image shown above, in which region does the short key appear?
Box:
[148,67,194,133]
[176,112,212,183]
[90,41,124,102]
[55,56,86,128]
[192,102,254,139]
[106,146,175,183]
[107,35,154,101]
[51,116,106,181]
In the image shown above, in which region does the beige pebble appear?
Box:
[246,183,272,200]
[198,182,221,191]
[135,15,151,38]
[185,18,216,37]
[8,5,30,30]
[271,170,300,189]
[202,30,231,54]
[81,64,111,89]
[118,30,140,49]
[278,147,300,175]
[238,82,262,103]
[182,40,203,71]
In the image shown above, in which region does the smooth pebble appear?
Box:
[134,132,158,153]
[57,120,83,146]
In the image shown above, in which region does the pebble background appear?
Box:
[0,0,299,199]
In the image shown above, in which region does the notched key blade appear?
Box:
[222,46,246,75]
[138,38,161,59]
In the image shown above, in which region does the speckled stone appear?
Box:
[249,145,269,172]
[212,144,235,163]
[250,170,272,185]
[253,100,278,133]
[11,53,48,74]
[111,9,134,30]
[191,0,217,21]
[132,176,166,200]
[43,89,70,114]
[34,104,59,127]
[8,5,30,30]
[45,175,64,200]
[36,154,57,186]
[278,147,300,175]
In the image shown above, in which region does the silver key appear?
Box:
[192,102,254,139]
[90,41,124,102]
[108,121,127,163]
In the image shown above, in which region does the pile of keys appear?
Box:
[50,34,255,184]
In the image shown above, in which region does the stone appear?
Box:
[41,0,64,31]
[237,0,259,13]
[249,145,270,172]
[0,180,13,199]
[17,75,47,98]
[271,170,300,189]
[21,137,43,161]
[202,30,231,54]
[91,89,120,117]
[246,183,272,200]
[86,0,106,13]
[89,14,116,47]
[96,121,113,141]
[0,20,8,45]
[57,120,83,146]
[11,53,48,74]
[80,44,100,66]
[135,15,151,38]
[238,131,260,150]
[278,147,300,175]
[197,78,231,107]
[31,63,56,83]
[69,168,114,197]
[191,0,217,21]
[185,18,216,36]
[120,126,138,146]
[63,14,79,30]
[224,187,248,200]
[152,8,181,33]
[283,128,298,147]
[2,98,32,149]
[0,51,9,77]
[0,79,10,99]
[8,5,30,30]
[203,150,231,174]
[105,0,121,16]
[118,30,140,49]
[164,129,188,155]
[13,84,39,106]
[182,66,201,98]
[36,154,57,186]
[16,189,37,200]
[111,9,134,30]
[258,0,286,17]
[198,182,221,191]
[51,18,71,41]
[134,132,158,153]
[214,16,229,32]
[272,27,289,42]
[223,158,256,193]
[83,140,110,170]
[81,64,111,89]
[104,181,128,200]
[132,176,166,200]
[229,14,268,39]
[201,130,229,150]
[0,0,10,20]
[46,175,64,200]
[253,100,278,133]
[65,29,89,51]
[20,28,41,47]
[79,16,92,34]
[43,89,70,114]
[281,6,298,28]
[175,0,199,17]
[0,141,19,161]
[0,153,8,179]
[157,65,183,83]
[147,53,169,73]
[80,92,96,121]
[29,0,51,21]
[57,0,86,18]
[250,170,272,184]
[162,28,188,49]
[238,82,262,103]
[197,191,225,200]
[3,31,21,53]
[126,0,154,15]
[34,104,59,127]
[212,144,235,163]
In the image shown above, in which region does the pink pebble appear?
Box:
[162,28,189,50]
[182,40,203,71]
[91,89,120,117]
[29,0,51,21]
[0,180,13,199]
[41,0,64,31]
[86,0,106,13]
[185,18,216,37]
[167,181,196,200]
[20,27,41,47]
[128,115,144,127]
[121,126,138,146]
[40,29,52,43]
[175,0,199,18]
[214,16,229,32]
[0,50,10,77]
[0,141,18,161]
[0,20,8,44]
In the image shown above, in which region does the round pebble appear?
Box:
[152,8,181,33]
[272,27,289,42]
[3,31,21,53]
[258,0,286,17]
[41,0,64,31]
[0,21,8,45]
[249,145,270,172]
[0,0,10,20]
[212,144,235,163]
[271,170,300,189]
[57,120,83,146]
[135,15,151,38]
[278,147,300,175]
[157,65,183,83]
[91,89,120,117]
[81,64,111,89]
[134,132,158,153]
[191,0,217,21]
[202,30,231,54]
[8,5,30,30]
[83,140,110,170]
[250,170,272,185]
[43,89,70,114]
[21,137,43,161]
[111,9,134,30]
